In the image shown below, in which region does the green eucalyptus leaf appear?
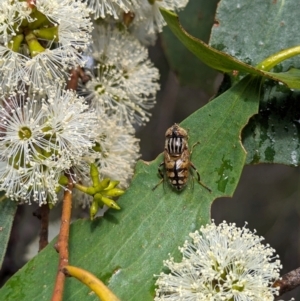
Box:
[0,75,261,301]
[0,198,17,269]
[243,84,300,165]
[160,8,259,74]
[160,8,300,89]
[265,68,300,89]
[210,0,300,71]
[210,0,300,165]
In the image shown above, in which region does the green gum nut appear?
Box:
[20,16,29,28]
[101,196,120,210]
[95,178,110,192]
[48,203,54,210]
[93,142,102,152]
[90,163,100,186]
[103,188,125,197]
[55,185,62,193]
[28,9,53,29]
[90,201,99,220]
[25,32,45,57]
[94,193,120,210]
[33,26,59,42]
[40,147,54,159]
[7,34,24,52]
[58,175,69,186]
[103,180,120,191]
[8,151,23,169]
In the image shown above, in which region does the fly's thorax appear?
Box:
[165,136,188,155]
[165,124,189,156]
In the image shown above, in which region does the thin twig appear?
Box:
[51,176,73,301]
[67,67,90,91]
[67,68,80,91]
[123,11,135,27]
[27,0,36,8]
[273,267,300,296]
[78,67,91,84]
[33,204,50,251]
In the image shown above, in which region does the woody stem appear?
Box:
[51,175,73,301]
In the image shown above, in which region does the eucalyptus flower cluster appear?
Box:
[155,221,283,301]
[85,0,189,45]
[79,25,160,125]
[0,0,92,94]
[0,0,163,208]
[0,90,98,204]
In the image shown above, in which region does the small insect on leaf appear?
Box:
[152,123,211,192]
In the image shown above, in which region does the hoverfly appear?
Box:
[152,124,211,192]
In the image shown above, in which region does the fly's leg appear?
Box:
[190,142,200,155]
[152,162,165,191]
[190,162,212,193]
[190,142,211,192]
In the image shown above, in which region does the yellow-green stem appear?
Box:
[74,183,89,193]
[0,195,8,202]
[74,183,98,196]
[256,45,300,71]
[63,265,121,301]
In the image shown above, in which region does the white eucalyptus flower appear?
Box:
[93,115,140,186]
[129,0,189,36]
[155,221,282,301]
[0,162,62,205]
[78,63,130,122]
[0,93,62,204]
[23,49,71,93]
[0,47,27,92]
[80,109,139,186]
[86,25,160,125]
[0,94,49,168]
[0,1,33,46]
[72,109,140,207]
[86,0,131,19]
[129,20,158,46]
[42,88,99,167]
[79,63,151,125]
[0,0,92,93]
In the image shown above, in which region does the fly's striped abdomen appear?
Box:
[166,158,189,190]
